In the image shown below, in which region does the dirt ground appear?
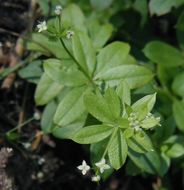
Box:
[0,0,183,190]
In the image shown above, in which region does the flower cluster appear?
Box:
[128,112,141,132]
[77,158,110,182]
[36,5,75,40]
[128,112,160,132]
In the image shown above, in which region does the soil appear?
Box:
[0,1,183,190]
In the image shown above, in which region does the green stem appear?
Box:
[6,117,34,134]
[102,127,118,158]
[57,16,96,88]
[58,15,62,32]
[59,37,95,86]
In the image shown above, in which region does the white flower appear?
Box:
[66,30,75,39]
[91,175,100,182]
[34,112,40,120]
[22,142,31,149]
[38,158,45,165]
[37,21,47,33]
[134,125,141,132]
[95,158,110,173]
[37,171,44,179]
[77,160,90,175]
[7,148,13,153]
[55,5,62,15]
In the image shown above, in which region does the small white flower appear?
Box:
[77,160,90,175]
[55,5,62,15]
[37,171,44,179]
[38,158,45,165]
[66,30,75,39]
[37,21,47,33]
[128,117,133,121]
[22,142,31,149]
[156,117,160,121]
[91,175,100,182]
[130,112,137,119]
[6,148,13,153]
[34,112,40,120]
[95,158,110,173]
[134,125,141,132]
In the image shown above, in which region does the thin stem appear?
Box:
[59,37,94,83]
[6,117,34,134]
[102,127,118,158]
[58,15,62,32]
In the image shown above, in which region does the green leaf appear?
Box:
[72,31,96,75]
[163,135,184,158]
[37,0,50,15]
[52,113,87,139]
[149,0,184,16]
[108,129,128,170]
[90,0,114,10]
[91,138,109,164]
[104,88,121,119]
[95,42,130,74]
[6,132,20,141]
[133,0,148,26]
[54,86,89,126]
[88,20,113,49]
[157,65,180,88]
[27,33,69,59]
[44,59,87,86]
[127,132,154,153]
[117,118,129,129]
[143,41,184,67]
[35,73,63,105]
[95,65,153,89]
[84,92,117,123]
[172,72,184,98]
[124,55,137,65]
[128,149,161,174]
[126,160,142,176]
[141,117,160,129]
[159,153,170,176]
[176,11,184,31]
[73,125,113,144]
[41,100,57,133]
[62,4,87,33]
[166,143,184,158]
[132,93,156,120]
[177,11,184,50]
[18,60,43,84]
[173,100,184,132]
[153,116,175,142]
[116,81,131,105]
[124,128,134,138]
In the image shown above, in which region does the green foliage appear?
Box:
[35,73,63,105]
[149,0,184,16]
[172,72,184,97]
[143,41,184,67]
[74,88,159,170]
[173,100,184,132]
[90,0,114,11]
[18,0,184,186]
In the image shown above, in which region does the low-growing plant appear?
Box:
[22,1,184,185]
